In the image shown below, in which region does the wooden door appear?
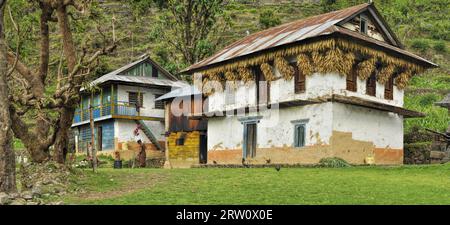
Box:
[97,126,102,151]
[199,134,207,164]
[244,123,257,159]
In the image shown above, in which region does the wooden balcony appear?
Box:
[73,101,163,125]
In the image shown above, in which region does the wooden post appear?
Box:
[100,89,103,117]
[111,84,115,115]
[89,104,97,172]
[80,95,83,121]
[164,102,171,169]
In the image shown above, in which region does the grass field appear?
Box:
[61,164,450,205]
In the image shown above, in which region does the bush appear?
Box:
[259,9,281,29]
[411,39,431,52]
[319,157,351,168]
[404,142,432,164]
[433,41,447,53]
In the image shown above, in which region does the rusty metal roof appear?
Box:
[183,3,436,74]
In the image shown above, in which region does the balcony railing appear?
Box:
[73,101,142,124]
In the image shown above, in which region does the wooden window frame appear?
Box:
[384,76,394,100]
[292,119,308,148]
[151,65,158,78]
[154,94,165,109]
[292,62,305,93]
[366,73,376,97]
[346,66,358,92]
[360,16,368,35]
[129,92,144,107]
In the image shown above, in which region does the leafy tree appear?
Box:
[5,0,118,163]
[259,9,281,29]
[147,0,231,73]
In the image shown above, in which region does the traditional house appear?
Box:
[181,3,437,165]
[156,86,208,168]
[71,54,185,160]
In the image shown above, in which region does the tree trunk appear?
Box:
[53,107,75,164]
[0,0,16,193]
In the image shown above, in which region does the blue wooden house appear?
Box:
[71,55,185,157]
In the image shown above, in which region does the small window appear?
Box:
[176,133,186,146]
[294,124,306,148]
[154,94,165,109]
[384,76,394,100]
[366,73,376,97]
[292,62,305,93]
[129,92,144,107]
[360,17,368,34]
[152,65,158,78]
[176,137,185,146]
[346,66,357,92]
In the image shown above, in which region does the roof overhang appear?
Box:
[328,94,426,118]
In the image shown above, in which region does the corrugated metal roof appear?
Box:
[156,85,202,101]
[81,55,181,91]
[88,74,186,89]
[183,3,436,73]
[183,3,370,73]
[333,26,438,67]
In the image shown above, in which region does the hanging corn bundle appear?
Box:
[260,63,276,81]
[377,64,396,84]
[296,53,313,76]
[224,70,239,90]
[238,67,253,85]
[356,57,377,80]
[336,50,356,76]
[311,51,325,74]
[395,69,413,89]
[194,38,426,89]
[274,57,295,80]
[321,48,342,74]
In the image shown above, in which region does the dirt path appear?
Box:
[74,172,168,201]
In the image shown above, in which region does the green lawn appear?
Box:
[62,164,450,205]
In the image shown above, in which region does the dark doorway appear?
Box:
[97,126,103,151]
[199,134,207,164]
[244,123,257,159]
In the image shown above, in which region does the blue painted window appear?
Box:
[292,119,308,148]
[294,124,306,148]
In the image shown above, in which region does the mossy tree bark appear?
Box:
[0,0,16,193]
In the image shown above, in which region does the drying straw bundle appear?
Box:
[296,53,313,76]
[260,63,276,81]
[274,57,295,80]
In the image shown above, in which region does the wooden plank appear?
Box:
[329,94,425,118]
[112,115,164,121]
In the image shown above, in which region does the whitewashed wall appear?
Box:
[207,103,334,150]
[117,84,166,118]
[116,119,151,143]
[332,102,403,149]
[207,70,403,113]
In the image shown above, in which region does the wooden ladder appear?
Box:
[134,120,163,151]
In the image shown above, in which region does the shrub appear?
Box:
[319,157,351,168]
[433,41,447,53]
[404,142,432,164]
[411,39,431,52]
[259,9,281,29]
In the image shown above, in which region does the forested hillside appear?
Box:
[7,0,450,144]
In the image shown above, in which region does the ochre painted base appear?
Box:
[207,131,403,165]
[166,131,202,168]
